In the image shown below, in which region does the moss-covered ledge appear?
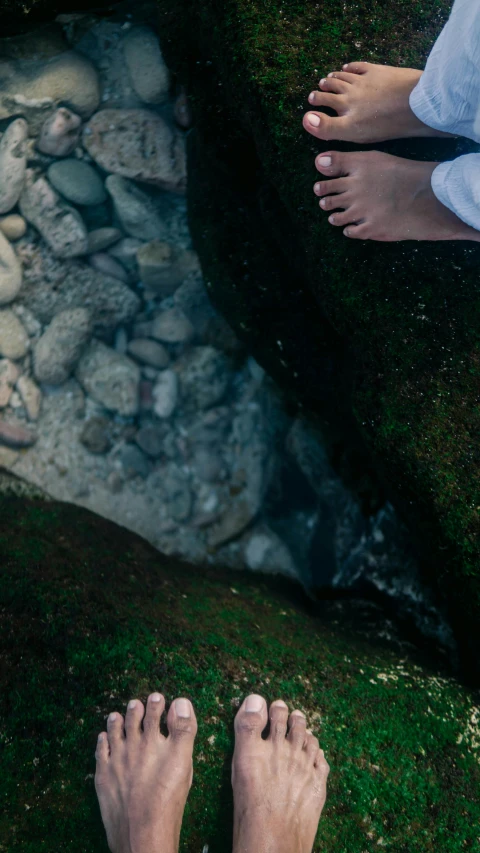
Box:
[2,490,480,851]
[156,0,480,674]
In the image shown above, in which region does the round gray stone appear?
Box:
[47,159,107,206]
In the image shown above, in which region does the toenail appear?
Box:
[150,693,162,703]
[272,700,288,708]
[317,156,332,167]
[328,72,334,77]
[175,698,191,718]
[98,733,104,741]
[108,713,117,723]
[245,694,264,712]
[292,710,306,718]
[329,215,335,223]
[314,182,321,192]
[308,114,320,127]
[128,700,137,710]
[308,92,315,102]
[320,198,326,207]
[320,78,326,86]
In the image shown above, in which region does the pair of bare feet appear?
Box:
[302,61,480,242]
[95,692,329,853]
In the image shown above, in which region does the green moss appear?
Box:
[1,494,480,851]
[157,0,480,669]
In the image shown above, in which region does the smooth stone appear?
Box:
[75,340,140,416]
[0,214,27,241]
[134,422,166,458]
[127,339,170,369]
[0,231,22,305]
[151,307,194,344]
[89,252,129,283]
[37,108,82,157]
[122,26,170,105]
[19,172,88,258]
[0,52,100,130]
[136,240,199,295]
[116,443,150,479]
[105,176,165,241]
[0,309,29,359]
[0,419,36,448]
[0,358,19,407]
[87,227,122,254]
[16,375,42,421]
[244,526,299,578]
[80,416,112,454]
[83,110,186,192]
[0,119,28,215]
[33,308,92,385]
[177,346,232,411]
[152,369,178,418]
[47,159,107,206]
[108,237,143,275]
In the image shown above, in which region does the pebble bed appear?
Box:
[0,3,454,654]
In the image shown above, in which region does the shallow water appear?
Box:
[0,2,455,661]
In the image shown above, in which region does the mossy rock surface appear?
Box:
[2,492,480,851]
[156,0,480,673]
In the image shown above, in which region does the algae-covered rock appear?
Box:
[156,0,480,677]
[1,489,480,851]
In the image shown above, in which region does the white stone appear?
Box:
[0,214,27,241]
[16,374,42,420]
[0,309,29,359]
[152,369,178,418]
[122,26,170,105]
[151,307,194,343]
[0,119,28,214]
[0,231,22,305]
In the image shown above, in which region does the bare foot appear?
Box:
[232,695,329,853]
[303,61,455,143]
[95,693,197,853]
[313,149,480,241]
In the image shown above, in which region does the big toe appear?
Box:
[167,698,198,750]
[315,151,348,177]
[235,694,268,743]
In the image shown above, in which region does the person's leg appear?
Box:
[231,694,329,853]
[410,0,480,142]
[95,693,197,853]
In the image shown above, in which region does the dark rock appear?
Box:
[79,416,112,455]
[134,422,165,458]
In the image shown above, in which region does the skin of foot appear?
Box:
[232,694,329,853]
[302,61,455,144]
[313,149,480,242]
[95,693,197,853]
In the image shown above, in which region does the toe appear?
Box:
[95,731,109,764]
[235,694,268,742]
[287,710,307,749]
[314,177,349,197]
[315,152,349,177]
[143,692,165,739]
[317,76,350,94]
[124,698,145,738]
[328,70,361,83]
[106,711,125,745]
[342,61,370,74]
[315,748,330,777]
[319,193,349,211]
[306,90,343,111]
[167,697,198,748]
[328,209,356,227]
[344,222,369,239]
[268,700,289,743]
[304,732,320,761]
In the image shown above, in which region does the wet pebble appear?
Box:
[0,419,36,448]
[19,172,88,258]
[0,231,22,305]
[0,119,28,214]
[134,422,165,458]
[152,369,178,418]
[37,108,82,157]
[0,214,27,242]
[86,227,122,254]
[151,307,194,344]
[80,416,112,454]
[0,359,19,407]
[16,375,42,421]
[0,309,29,359]
[127,338,170,369]
[122,26,170,105]
[75,340,140,416]
[89,252,129,283]
[33,308,92,385]
[47,159,107,206]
